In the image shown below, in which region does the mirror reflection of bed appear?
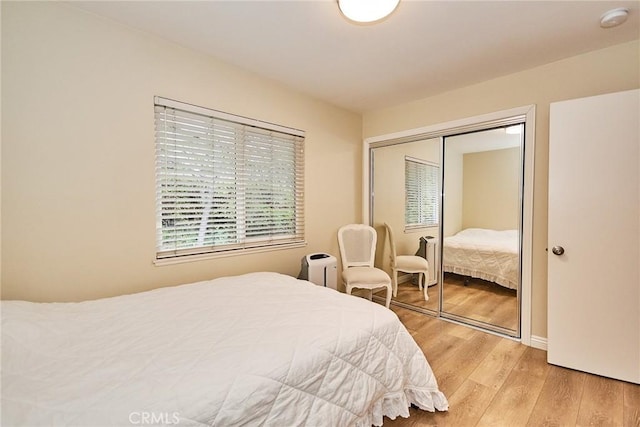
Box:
[370,123,524,337]
[441,228,519,331]
[442,128,522,334]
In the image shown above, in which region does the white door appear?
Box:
[548,89,640,384]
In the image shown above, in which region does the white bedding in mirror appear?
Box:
[1,272,448,426]
[443,228,519,289]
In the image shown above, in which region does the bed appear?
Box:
[1,272,447,426]
[443,228,519,289]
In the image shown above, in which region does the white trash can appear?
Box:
[298,253,338,290]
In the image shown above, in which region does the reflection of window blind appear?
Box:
[405,157,439,228]
[155,97,305,260]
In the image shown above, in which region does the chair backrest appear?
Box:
[337,224,377,269]
[383,222,398,265]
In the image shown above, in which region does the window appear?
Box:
[154,97,305,260]
[405,156,438,229]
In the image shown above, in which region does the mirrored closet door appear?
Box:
[371,137,441,314]
[440,126,523,336]
[368,107,534,339]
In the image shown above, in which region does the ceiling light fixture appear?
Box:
[600,7,629,28]
[338,0,400,24]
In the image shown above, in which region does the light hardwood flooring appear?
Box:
[391,273,518,331]
[384,306,640,427]
[442,274,517,332]
[393,277,440,311]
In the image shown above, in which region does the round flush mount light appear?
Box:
[338,0,400,24]
[600,7,629,28]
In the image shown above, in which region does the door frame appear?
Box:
[363,105,535,346]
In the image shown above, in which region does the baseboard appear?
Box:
[530,335,547,351]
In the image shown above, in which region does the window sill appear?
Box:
[404,225,439,233]
[153,241,307,267]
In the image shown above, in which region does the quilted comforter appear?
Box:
[443,228,519,289]
[1,272,447,426]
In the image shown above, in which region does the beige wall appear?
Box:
[1,2,362,302]
[462,147,520,231]
[363,40,640,339]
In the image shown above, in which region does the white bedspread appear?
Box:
[443,228,519,289]
[1,272,447,426]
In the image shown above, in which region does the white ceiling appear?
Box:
[70,0,640,113]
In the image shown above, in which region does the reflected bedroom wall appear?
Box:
[463,147,520,231]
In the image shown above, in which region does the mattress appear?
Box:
[1,272,447,426]
[443,228,519,289]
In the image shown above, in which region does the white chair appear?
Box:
[384,222,430,301]
[337,224,392,308]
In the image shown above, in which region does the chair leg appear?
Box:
[423,275,429,301]
[385,284,391,308]
[392,269,398,297]
[417,273,423,290]
[368,289,373,301]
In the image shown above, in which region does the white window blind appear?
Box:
[155,97,305,260]
[405,156,439,229]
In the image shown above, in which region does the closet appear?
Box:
[365,105,535,341]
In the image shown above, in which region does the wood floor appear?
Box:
[391,273,518,331]
[442,274,517,332]
[384,306,640,427]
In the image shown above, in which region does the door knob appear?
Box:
[551,246,565,256]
